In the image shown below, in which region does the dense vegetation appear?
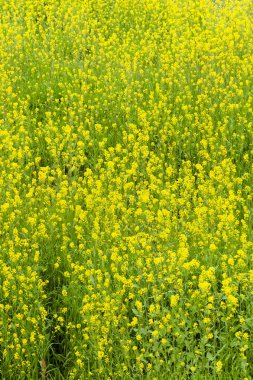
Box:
[0,0,253,378]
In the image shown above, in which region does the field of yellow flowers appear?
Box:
[1,0,253,378]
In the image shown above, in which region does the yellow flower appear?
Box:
[170,294,179,307]
[216,360,223,373]
[98,351,104,359]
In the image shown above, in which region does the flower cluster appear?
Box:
[1,0,253,378]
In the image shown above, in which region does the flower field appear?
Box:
[1,0,253,378]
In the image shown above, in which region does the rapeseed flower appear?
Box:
[1,0,253,378]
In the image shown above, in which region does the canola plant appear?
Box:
[0,0,253,378]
